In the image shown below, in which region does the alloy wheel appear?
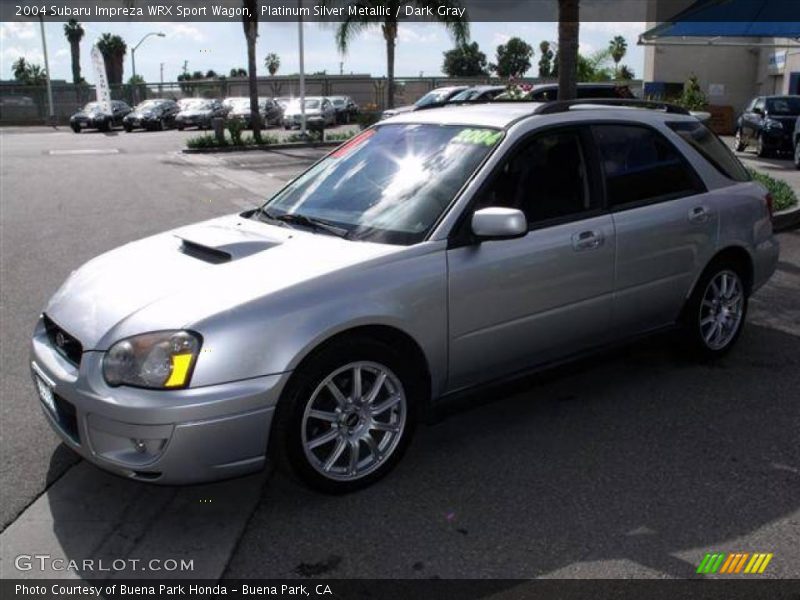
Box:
[301,361,407,482]
[699,270,744,351]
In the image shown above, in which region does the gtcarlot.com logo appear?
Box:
[697,552,773,574]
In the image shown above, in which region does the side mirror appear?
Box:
[471,207,527,241]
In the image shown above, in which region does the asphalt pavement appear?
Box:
[0,126,798,580]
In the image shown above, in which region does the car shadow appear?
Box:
[41,324,799,582]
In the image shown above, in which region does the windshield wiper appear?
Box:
[256,208,350,239]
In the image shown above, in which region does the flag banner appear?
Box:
[90,46,112,115]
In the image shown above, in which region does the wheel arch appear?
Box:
[284,324,433,415]
[687,245,755,302]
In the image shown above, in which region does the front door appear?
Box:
[446,127,615,392]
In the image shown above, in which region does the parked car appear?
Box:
[31,100,778,492]
[381,86,468,119]
[123,99,180,132]
[735,95,800,157]
[329,96,359,123]
[225,97,283,128]
[274,97,291,110]
[70,100,131,133]
[794,116,800,169]
[495,82,636,102]
[282,97,336,129]
[175,98,227,130]
[447,85,507,103]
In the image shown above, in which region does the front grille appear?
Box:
[53,394,80,444]
[43,314,83,366]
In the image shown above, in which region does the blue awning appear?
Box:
[641,0,800,43]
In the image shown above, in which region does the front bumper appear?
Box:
[30,317,289,484]
[72,117,108,129]
[761,128,793,151]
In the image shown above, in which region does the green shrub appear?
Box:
[747,168,798,212]
[186,134,227,149]
[325,130,356,142]
[356,111,381,130]
[227,119,245,145]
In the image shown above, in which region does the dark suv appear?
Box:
[735,95,800,157]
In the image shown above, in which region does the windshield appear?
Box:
[182,99,211,110]
[332,99,345,106]
[136,100,163,111]
[450,89,485,102]
[766,97,800,115]
[261,124,503,245]
[415,90,453,108]
[82,102,102,112]
[230,99,251,110]
[286,99,321,112]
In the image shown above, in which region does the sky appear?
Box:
[0,20,646,83]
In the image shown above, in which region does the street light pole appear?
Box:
[298,1,307,137]
[131,31,165,102]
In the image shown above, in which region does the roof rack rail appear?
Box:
[533,98,690,116]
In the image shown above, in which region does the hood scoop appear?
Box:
[175,223,281,264]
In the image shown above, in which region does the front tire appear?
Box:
[734,129,746,152]
[271,337,419,493]
[681,262,748,360]
[71,124,80,133]
[794,141,800,170]
[756,134,772,158]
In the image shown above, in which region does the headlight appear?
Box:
[764,118,783,130]
[103,330,202,389]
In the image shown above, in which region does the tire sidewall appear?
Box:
[683,262,748,359]
[272,337,420,493]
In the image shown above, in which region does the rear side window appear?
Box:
[667,121,750,182]
[592,124,705,208]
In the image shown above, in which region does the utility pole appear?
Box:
[298,0,306,137]
[39,17,54,126]
[339,61,343,76]
[159,63,164,94]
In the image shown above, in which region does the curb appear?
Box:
[773,204,800,232]
[182,140,344,154]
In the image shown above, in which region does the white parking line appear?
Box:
[0,462,265,580]
[48,149,120,156]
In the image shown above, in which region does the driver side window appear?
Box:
[474,129,593,227]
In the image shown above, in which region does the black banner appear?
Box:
[3,579,800,600]
[3,0,800,23]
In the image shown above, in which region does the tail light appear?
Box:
[765,192,774,217]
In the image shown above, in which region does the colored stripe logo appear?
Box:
[696,552,773,574]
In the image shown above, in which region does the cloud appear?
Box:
[0,45,44,65]
[581,22,646,38]
[1,22,37,41]
[162,23,206,42]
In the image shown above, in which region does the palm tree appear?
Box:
[331,0,469,109]
[63,19,85,84]
[96,33,127,85]
[241,0,262,141]
[265,52,281,76]
[609,35,627,78]
[557,0,579,100]
[12,57,30,82]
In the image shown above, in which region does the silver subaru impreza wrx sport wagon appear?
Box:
[31,100,779,492]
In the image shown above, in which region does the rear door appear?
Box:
[591,123,718,336]
[446,126,615,391]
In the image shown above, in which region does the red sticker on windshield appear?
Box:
[331,128,376,158]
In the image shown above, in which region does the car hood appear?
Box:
[285,108,322,117]
[179,110,212,117]
[44,214,401,350]
[73,111,109,119]
[128,110,156,118]
[382,105,416,117]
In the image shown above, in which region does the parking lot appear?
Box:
[0,125,798,581]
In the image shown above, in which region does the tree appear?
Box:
[557,0,579,100]
[617,64,634,80]
[491,37,533,78]
[96,33,127,85]
[442,42,488,77]
[538,40,554,78]
[12,57,47,85]
[608,35,627,78]
[264,52,281,76]
[331,0,469,109]
[205,70,218,78]
[63,19,85,84]
[229,67,247,77]
[678,74,708,111]
[242,0,262,141]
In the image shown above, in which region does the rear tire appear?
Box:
[123,124,132,133]
[271,336,420,494]
[680,260,748,360]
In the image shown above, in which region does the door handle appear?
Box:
[572,230,604,251]
[689,206,710,223]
